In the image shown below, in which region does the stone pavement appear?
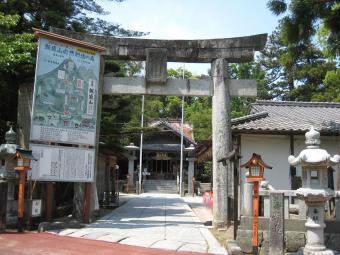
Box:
[54,193,227,255]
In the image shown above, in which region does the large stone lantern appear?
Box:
[185,144,196,195]
[288,127,340,255]
[0,127,18,231]
[124,143,139,191]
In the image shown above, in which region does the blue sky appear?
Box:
[97,0,280,75]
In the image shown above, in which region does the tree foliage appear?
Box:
[267,0,339,56]
[257,27,337,101]
[0,0,146,36]
[0,0,146,142]
[0,12,35,139]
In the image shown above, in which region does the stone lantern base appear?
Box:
[296,188,337,255]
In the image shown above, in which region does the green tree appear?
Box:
[185,97,212,140]
[0,0,145,36]
[267,0,339,56]
[0,12,35,141]
[265,1,339,102]
[257,26,337,101]
[311,70,340,102]
[0,1,147,142]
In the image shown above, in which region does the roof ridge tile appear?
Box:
[252,100,340,108]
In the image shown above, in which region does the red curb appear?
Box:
[0,232,215,255]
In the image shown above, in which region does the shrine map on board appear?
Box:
[30,38,100,145]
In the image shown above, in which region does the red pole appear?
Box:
[252,181,259,255]
[17,171,26,232]
[46,182,53,222]
[83,183,91,224]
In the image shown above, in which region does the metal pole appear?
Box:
[179,65,185,196]
[138,95,145,194]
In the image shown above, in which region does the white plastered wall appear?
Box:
[239,133,340,216]
[240,134,291,190]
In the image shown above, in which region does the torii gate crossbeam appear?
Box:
[37,28,267,228]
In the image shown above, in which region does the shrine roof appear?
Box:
[232,100,340,135]
[151,119,195,144]
[142,143,181,152]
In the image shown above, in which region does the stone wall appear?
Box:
[236,216,340,254]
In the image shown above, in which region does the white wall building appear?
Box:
[197,100,340,218]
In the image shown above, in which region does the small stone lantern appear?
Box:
[241,153,272,255]
[11,148,36,232]
[288,127,340,255]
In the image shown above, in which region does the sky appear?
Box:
[97,0,280,75]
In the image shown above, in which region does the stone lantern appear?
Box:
[185,144,196,195]
[11,148,36,232]
[0,127,18,231]
[124,143,139,191]
[241,153,272,255]
[288,127,340,255]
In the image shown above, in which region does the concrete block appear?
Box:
[178,243,207,253]
[226,240,242,255]
[83,231,110,240]
[236,229,253,254]
[119,236,161,247]
[151,240,182,250]
[58,228,79,236]
[285,231,305,252]
[96,234,128,243]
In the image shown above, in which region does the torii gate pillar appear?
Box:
[212,58,231,227]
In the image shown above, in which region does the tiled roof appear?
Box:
[150,119,195,144]
[232,100,340,134]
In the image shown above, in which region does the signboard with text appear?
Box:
[31,199,42,217]
[30,37,100,145]
[30,144,95,182]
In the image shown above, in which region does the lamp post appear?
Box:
[241,153,272,255]
[12,148,36,232]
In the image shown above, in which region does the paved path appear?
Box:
[55,193,227,254]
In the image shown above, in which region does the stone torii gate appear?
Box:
[44,28,267,227]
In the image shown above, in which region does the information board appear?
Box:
[30,144,95,182]
[31,199,42,217]
[30,37,100,145]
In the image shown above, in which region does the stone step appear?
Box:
[143,186,177,189]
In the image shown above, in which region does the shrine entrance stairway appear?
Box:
[143,180,177,194]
